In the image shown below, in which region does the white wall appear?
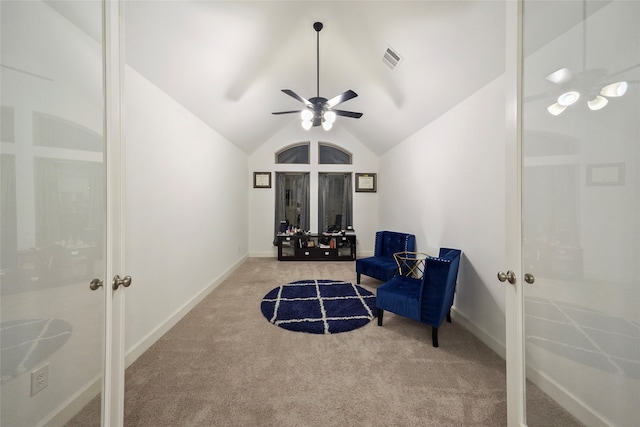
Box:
[248,120,379,258]
[123,68,249,361]
[379,76,508,351]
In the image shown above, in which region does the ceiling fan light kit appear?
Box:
[272,21,363,130]
[543,0,635,116]
[587,95,608,111]
[600,81,628,97]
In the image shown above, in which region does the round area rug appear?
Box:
[260,279,376,334]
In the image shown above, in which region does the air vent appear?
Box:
[382,46,402,70]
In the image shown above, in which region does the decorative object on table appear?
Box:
[355,230,415,283]
[376,247,462,347]
[260,279,376,334]
[355,173,376,192]
[253,172,271,188]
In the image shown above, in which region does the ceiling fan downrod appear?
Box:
[314,21,323,99]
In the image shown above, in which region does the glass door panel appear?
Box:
[522,1,640,425]
[1,1,105,425]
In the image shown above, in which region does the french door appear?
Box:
[0,1,126,425]
[506,1,639,425]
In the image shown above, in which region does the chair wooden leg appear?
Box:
[432,327,439,347]
[446,310,452,323]
[357,273,361,284]
[377,309,384,326]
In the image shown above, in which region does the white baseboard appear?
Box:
[38,375,101,427]
[452,307,611,427]
[451,306,506,359]
[124,255,247,368]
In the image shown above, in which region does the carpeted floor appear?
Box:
[66,258,582,426]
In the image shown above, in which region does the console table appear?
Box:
[276,233,356,261]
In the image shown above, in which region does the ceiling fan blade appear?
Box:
[272,110,302,115]
[326,90,358,108]
[334,109,363,119]
[282,89,312,107]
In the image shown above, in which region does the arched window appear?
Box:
[276,142,310,164]
[318,143,352,164]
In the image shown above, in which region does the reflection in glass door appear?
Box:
[1,1,105,425]
[522,0,639,425]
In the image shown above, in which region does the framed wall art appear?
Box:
[253,172,272,188]
[355,173,377,192]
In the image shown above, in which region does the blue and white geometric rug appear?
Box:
[260,279,376,334]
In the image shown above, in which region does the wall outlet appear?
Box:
[30,363,49,396]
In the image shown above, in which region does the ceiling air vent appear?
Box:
[382,46,402,70]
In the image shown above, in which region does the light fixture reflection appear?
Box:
[600,81,628,97]
[587,95,608,111]
[545,67,573,84]
[547,103,567,116]
[557,91,581,106]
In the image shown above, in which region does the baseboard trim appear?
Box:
[37,375,101,427]
[452,307,611,427]
[124,255,247,368]
[451,307,506,359]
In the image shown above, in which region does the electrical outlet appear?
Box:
[30,363,49,396]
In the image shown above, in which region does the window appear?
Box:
[274,172,310,242]
[276,143,310,164]
[318,173,352,233]
[318,143,352,164]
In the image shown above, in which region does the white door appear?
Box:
[0,1,127,425]
[505,0,640,425]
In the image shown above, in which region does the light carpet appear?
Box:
[66,258,583,426]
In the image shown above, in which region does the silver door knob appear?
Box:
[112,275,132,290]
[89,278,103,291]
[524,273,535,284]
[497,270,516,284]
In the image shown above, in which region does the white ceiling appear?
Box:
[46,1,624,155]
[122,1,508,155]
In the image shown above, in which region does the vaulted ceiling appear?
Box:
[46,1,621,155]
[122,1,508,155]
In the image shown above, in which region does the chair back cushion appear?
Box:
[375,231,416,257]
[420,248,461,327]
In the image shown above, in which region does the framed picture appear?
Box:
[355,173,377,192]
[253,172,272,188]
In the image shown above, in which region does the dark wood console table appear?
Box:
[276,233,356,261]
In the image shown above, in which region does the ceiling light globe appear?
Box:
[322,121,333,131]
[587,95,608,111]
[301,109,313,121]
[600,81,628,97]
[557,91,580,107]
[301,120,313,130]
[324,110,337,123]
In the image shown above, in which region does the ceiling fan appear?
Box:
[272,21,363,131]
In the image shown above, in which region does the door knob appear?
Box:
[112,275,132,290]
[497,270,516,284]
[89,278,103,291]
[524,273,535,284]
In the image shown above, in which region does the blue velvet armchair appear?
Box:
[355,231,416,284]
[376,247,462,347]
